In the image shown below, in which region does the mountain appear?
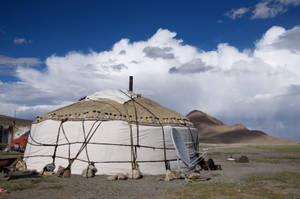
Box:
[187,110,296,144]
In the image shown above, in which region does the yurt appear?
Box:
[24,89,199,175]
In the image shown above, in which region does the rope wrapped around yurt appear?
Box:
[24,89,199,176]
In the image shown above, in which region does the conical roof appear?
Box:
[35,89,193,127]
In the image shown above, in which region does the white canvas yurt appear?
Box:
[24,89,199,175]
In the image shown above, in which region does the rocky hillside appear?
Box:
[187,110,295,144]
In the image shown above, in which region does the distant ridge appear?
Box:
[187,110,296,145]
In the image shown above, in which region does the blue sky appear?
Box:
[1,0,299,59]
[1,0,300,142]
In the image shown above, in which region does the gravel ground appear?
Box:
[1,145,300,199]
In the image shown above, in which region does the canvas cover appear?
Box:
[24,89,199,175]
[34,90,193,127]
[85,89,137,104]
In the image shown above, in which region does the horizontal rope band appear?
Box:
[24,155,178,164]
[27,141,176,150]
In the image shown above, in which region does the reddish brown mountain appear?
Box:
[187,110,295,144]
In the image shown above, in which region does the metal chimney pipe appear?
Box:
[129,76,133,92]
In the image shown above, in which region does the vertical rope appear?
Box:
[119,90,168,170]
[128,121,135,171]
[52,120,64,164]
[123,105,136,172]
[131,96,140,168]
[65,120,102,170]
[132,99,140,147]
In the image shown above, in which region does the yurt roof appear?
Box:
[35,89,193,127]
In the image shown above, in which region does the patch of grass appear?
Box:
[1,182,38,191]
[210,173,221,177]
[166,172,300,199]
[199,144,218,149]
[167,182,243,199]
[267,156,300,160]
[244,172,300,195]
[39,184,64,190]
[251,158,281,164]
[1,176,57,191]
[224,151,242,155]
[247,145,300,153]
[207,151,242,156]
[268,172,300,186]
[207,151,222,156]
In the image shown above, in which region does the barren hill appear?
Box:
[187,110,295,144]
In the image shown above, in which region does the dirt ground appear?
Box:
[1,144,300,199]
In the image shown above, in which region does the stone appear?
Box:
[82,169,88,177]
[164,170,182,181]
[88,164,97,177]
[62,168,71,178]
[127,169,142,179]
[43,171,54,176]
[16,160,27,171]
[82,164,97,178]
[117,173,127,180]
[107,175,118,181]
[235,156,249,163]
[57,166,65,177]
[188,172,201,180]
[194,164,201,172]
[43,163,55,172]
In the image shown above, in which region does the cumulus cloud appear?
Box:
[226,0,300,20]
[169,59,213,74]
[143,46,175,59]
[119,50,126,55]
[225,7,249,19]
[111,64,128,71]
[13,37,32,45]
[0,55,41,66]
[252,0,300,19]
[1,26,300,142]
[279,0,300,6]
[0,55,42,75]
[252,1,286,19]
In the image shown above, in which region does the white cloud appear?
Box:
[0,55,42,74]
[225,0,300,20]
[0,55,41,66]
[1,26,300,142]
[13,37,32,45]
[252,0,300,19]
[252,1,286,19]
[225,7,249,19]
[143,46,174,59]
[169,59,213,74]
[279,0,300,6]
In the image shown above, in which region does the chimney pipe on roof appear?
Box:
[129,76,133,92]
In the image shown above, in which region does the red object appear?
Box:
[0,189,9,194]
[11,131,29,149]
